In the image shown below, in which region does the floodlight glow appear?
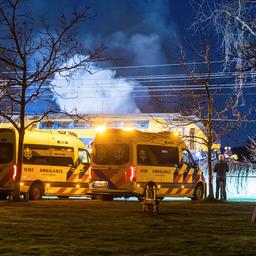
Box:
[173,131,180,136]
[96,126,106,133]
[123,127,134,131]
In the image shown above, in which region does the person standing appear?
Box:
[214,155,229,201]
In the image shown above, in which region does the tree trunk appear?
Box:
[12,129,24,200]
[207,144,214,199]
[12,85,26,201]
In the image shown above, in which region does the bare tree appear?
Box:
[192,0,256,107]
[0,0,105,200]
[244,137,256,163]
[179,42,241,199]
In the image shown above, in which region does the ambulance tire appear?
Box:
[193,183,204,200]
[101,195,114,201]
[0,193,7,200]
[29,182,44,200]
[137,196,144,202]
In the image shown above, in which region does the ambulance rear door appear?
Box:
[0,129,16,193]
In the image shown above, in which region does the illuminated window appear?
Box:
[106,121,122,128]
[136,120,149,129]
[39,121,55,129]
[182,149,195,166]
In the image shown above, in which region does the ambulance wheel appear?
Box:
[101,195,113,201]
[29,182,44,200]
[193,183,204,200]
[137,196,144,202]
[0,193,7,200]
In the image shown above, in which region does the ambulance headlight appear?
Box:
[123,128,134,131]
[96,127,106,133]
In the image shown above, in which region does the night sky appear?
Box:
[12,0,256,147]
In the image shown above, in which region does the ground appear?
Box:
[0,199,255,256]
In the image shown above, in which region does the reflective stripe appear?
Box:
[173,164,187,183]
[160,182,195,188]
[23,181,89,188]
[175,188,183,195]
[0,173,12,187]
[82,188,89,194]
[109,169,126,188]
[93,169,117,189]
[183,168,194,183]
[58,169,79,194]
[80,173,89,182]
[164,187,194,196]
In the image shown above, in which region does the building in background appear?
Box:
[27,113,211,156]
[0,113,216,158]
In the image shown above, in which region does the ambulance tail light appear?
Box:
[12,165,17,181]
[129,166,136,182]
[89,168,92,180]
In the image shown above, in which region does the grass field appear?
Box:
[0,199,256,256]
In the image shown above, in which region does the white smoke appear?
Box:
[51,59,142,114]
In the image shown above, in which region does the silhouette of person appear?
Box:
[214,154,229,201]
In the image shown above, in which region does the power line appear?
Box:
[1,91,252,101]
[103,60,226,69]
[2,70,254,79]
[0,60,226,74]
[3,82,256,90]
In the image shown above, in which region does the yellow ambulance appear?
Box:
[0,128,90,200]
[89,129,206,200]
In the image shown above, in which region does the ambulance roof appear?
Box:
[94,129,187,148]
[24,130,87,149]
[0,128,87,149]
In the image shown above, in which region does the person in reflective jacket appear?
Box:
[214,155,229,200]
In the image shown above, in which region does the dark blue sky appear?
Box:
[23,0,255,147]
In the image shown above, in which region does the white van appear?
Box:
[89,129,206,200]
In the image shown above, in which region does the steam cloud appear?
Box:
[27,0,180,113]
[51,63,141,114]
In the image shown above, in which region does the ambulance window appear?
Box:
[78,149,90,164]
[23,144,74,166]
[94,144,129,165]
[182,149,195,166]
[137,145,179,167]
[0,143,13,164]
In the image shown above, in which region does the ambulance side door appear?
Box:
[181,149,196,184]
[78,148,91,179]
